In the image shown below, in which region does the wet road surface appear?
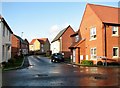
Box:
[2,56,120,87]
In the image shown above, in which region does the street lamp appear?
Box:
[21,32,24,38]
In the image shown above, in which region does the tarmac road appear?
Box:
[2,55,120,87]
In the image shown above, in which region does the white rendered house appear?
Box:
[0,16,13,64]
[51,40,61,54]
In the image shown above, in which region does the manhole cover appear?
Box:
[35,74,48,77]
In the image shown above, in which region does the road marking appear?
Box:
[73,65,78,67]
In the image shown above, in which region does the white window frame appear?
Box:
[90,27,96,40]
[41,44,43,48]
[113,47,119,58]
[112,26,118,36]
[75,35,79,42]
[90,47,97,60]
[41,48,44,52]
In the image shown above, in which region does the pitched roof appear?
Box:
[69,38,85,49]
[37,39,44,44]
[24,39,29,44]
[51,25,72,43]
[39,38,48,42]
[69,42,79,49]
[29,39,36,45]
[0,16,13,34]
[70,31,79,37]
[14,35,27,44]
[38,38,50,44]
[88,3,120,24]
[29,38,48,45]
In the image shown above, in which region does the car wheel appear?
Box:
[52,59,55,62]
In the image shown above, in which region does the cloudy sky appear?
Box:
[1,1,119,42]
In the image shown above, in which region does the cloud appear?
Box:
[49,23,75,42]
[49,25,60,42]
[64,22,78,31]
[50,25,60,34]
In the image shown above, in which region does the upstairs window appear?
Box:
[75,35,79,42]
[41,48,44,52]
[112,26,118,36]
[41,44,43,47]
[90,27,96,40]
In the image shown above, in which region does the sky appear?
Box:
[1,1,119,43]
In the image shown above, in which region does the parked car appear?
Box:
[51,53,64,63]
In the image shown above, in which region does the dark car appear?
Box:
[51,53,64,63]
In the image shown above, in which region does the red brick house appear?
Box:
[51,25,75,58]
[69,3,120,64]
[11,34,20,58]
[11,34,29,58]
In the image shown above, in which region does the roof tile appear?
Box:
[88,3,120,24]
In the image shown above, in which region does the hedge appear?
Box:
[81,60,93,65]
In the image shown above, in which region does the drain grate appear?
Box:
[94,76,107,80]
[35,74,48,77]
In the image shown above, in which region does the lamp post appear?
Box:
[20,32,24,57]
[21,32,23,38]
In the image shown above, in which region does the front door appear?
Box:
[73,49,76,63]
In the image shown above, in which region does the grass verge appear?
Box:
[2,57,24,71]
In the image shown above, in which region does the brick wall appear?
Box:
[76,4,120,64]
[62,26,75,58]
[79,4,103,61]
[105,25,120,62]
[11,34,20,58]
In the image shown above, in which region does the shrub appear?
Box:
[8,59,16,64]
[2,62,7,67]
[81,60,93,65]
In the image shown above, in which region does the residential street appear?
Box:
[2,56,120,87]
